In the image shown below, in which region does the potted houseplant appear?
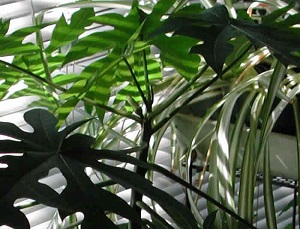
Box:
[168,3,300,228]
[0,0,299,228]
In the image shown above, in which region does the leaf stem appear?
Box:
[0,60,141,123]
[152,44,252,133]
[123,57,149,111]
[150,64,209,119]
[142,49,153,110]
[0,59,65,91]
[82,97,142,123]
[130,118,152,229]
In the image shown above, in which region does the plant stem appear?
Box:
[83,97,142,123]
[142,49,153,110]
[123,57,149,110]
[130,117,152,229]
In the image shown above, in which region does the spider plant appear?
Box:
[169,1,300,229]
[0,0,299,228]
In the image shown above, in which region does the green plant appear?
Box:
[0,0,299,228]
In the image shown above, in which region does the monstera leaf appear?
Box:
[154,4,300,73]
[0,109,139,228]
[0,109,200,229]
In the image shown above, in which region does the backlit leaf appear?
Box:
[47,8,95,53]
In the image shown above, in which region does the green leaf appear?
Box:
[153,34,200,78]
[83,160,199,229]
[196,4,230,24]
[0,22,54,57]
[155,4,300,71]
[47,8,95,53]
[56,96,81,126]
[0,19,9,35]
[0,39,39,56]
[0,109,143,228]
[152,5,233,74]
[115,50,161,112]
[203,210,218,229]
[53,73,86,86]
[136,201,173,229]
[62,30,116,65]
[278,13,300,27]
[231,19,300,67]
[189,25,238,73]
[59,3,142,121]
[262,4,294,25]
[86,141,255,229]
[0,109,201,228]
[142,0,176,35]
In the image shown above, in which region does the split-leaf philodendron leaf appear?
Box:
[0,109,199,229]
[153,4,300,73]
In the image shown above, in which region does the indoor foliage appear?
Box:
[0,0,299,228]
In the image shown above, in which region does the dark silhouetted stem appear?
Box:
[130,118,152,229]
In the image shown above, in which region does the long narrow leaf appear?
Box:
[263,143,277,229]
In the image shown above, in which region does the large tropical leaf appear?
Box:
[0,109,141,228]
[56,2,142,123]
[0,109,200,229]
[153,4,300,73]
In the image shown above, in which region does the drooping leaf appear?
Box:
[82,158,199,229]
[136,201,173,229]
